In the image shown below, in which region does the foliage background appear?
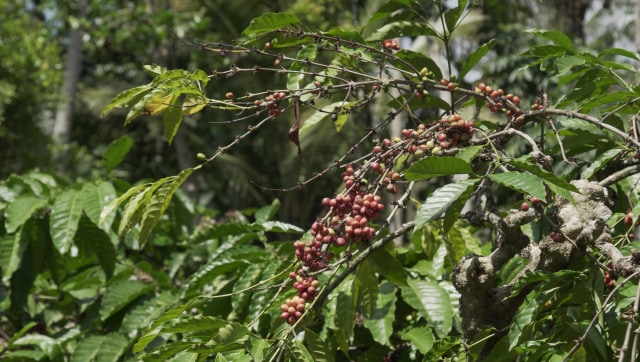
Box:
[3,0,640,361]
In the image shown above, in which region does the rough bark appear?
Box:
[452,180,637,356]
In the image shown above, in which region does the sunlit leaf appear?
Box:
[404,157,473,181]
[399,326,434,354]
[50,188,84,255]
[489,171,546,201]
[401,277,452,336]
[4,196,48,234]
[241,12,302,38]
[414,178,479,229]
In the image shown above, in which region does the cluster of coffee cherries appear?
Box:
[440,78,457,92]
[254,91,287,117]
[474,82,526,124]
[604,263,616,289]
[281,166,386,325]
[382,39,400,51]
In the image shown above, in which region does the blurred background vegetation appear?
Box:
[1,0,635,227]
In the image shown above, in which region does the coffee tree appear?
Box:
[3,1,640,361]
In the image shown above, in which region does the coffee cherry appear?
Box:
[550,231,565,243]
[225,92,234,99]
[530,197,541,206]
[521,202,529,212]
[624,212,633,226]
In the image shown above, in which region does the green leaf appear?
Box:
[121,292,176,338]
[507,292,538,350]
[102,135,134,173]
[300,101,354,136]
[366,21,438,41]
[581,148,623,180]
[442,183,475,234]
[507,159,578,194]
[489,171,546,201]
[125,87,164,125]
[414,178,479,229]
[527,29,575,52]
[290,340,315,362]
[304,328,335,362]
[161,315,227,334]
[180,259,249,299]
[368,247,408,286]
[99,182,149,228]
[444,1,468,34]
[118,183,156,237]
[456,145,484,163]
[0,227,28,284]
[254,198,280,223]
[404,157,473,181]
[399,326,434,354]
[288,44,318,90]
[230,263,264,321]
[70,333,128,362]
[102,85,152,117]
[81,181,117,229]
[362,281,397,346]
[134,299,199,353]
[100,280,154,321]
[459,39,497,81]
[390,50,443,80]
[4,195,48,233]
[138,168,194,248]
[162,95,183,144]
[75,214,116,279]
[250,221,304,234]
[212,321,249,344]
[333,290,354,356]
[50,188,84,255]
[599,48,640,61]
[241,12,302,38]
[355,260,379,317]
[365,0,412,27]
[401,277,452,336]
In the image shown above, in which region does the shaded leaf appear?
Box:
[368,247,408,286]
[162,95,183,144]
[390,50,443,80]
[459,39,497,81]
[527,29,575,52]
[70,334,128,362]
[304,328,335,362]
[355,260,379,317]
[100,280,154,321]
[367,21,438,41]
[75,214,116,279]
[362,282,397,346]
[180,259,249,299]
[102,135,134,173]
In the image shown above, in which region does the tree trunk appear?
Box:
[53,0,87,172]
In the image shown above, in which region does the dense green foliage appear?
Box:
[3,1,640,361]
